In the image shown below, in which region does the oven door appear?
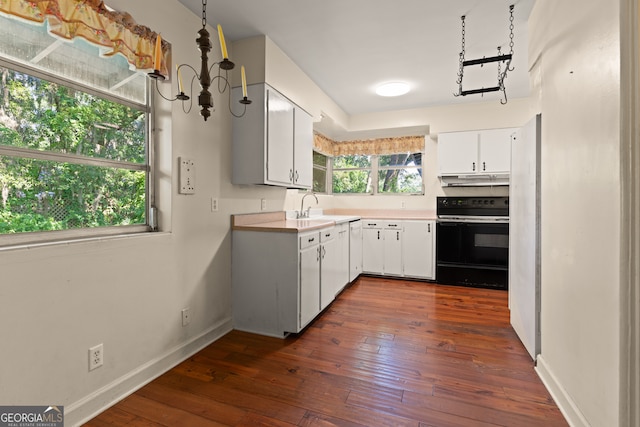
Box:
[464,222,509,268]
[436,220,509,289]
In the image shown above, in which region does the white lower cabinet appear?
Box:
[320,224,352,308]
[231,218,435,338]
[383,222,403,276]
[361,219,436,280]
[362,221,384,274]
[232,225,350,338]
[299,233,321,327]
[402,220,435,279]
[336,223,350,290]
[320,228,340,310]
[349,220,363,281]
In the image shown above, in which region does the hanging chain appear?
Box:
[459,15,466,64]
[202,0,207,29]
[508,5,514,55]
[504,4,515,75]
[499,5,515,104]
[497,46,502,86]
[454,15,466,94]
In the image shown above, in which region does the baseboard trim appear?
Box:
[535,355,589,427]
[66,317,233,427]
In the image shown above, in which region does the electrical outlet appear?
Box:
[261,198,266,211]
[182,308,191,326]
[88,344,103,371]
[211,198,218,212]
[179,157,195,194]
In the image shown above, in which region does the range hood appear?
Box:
[439,173,509,187]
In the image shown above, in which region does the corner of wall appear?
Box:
[231,35,267,86]
[535,356,590,427]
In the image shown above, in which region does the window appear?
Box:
[312,151,328,193]
[332,155,373,194]
[331,153,423,195]
[377,153,422,193]
[0,14,150,242]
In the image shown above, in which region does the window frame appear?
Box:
[0,56,153,248]
[376,152,424,195]
[330,153,373,195]
[329,152,424,196]
[312,151,329,194]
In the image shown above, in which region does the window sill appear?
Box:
[0,226,164,252]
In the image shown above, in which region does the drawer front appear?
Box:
[320,228,335,243]
[384,221,402,229]
[362,221,381,229]
[300,232,320,249]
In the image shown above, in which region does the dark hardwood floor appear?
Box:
[84,276,567,426]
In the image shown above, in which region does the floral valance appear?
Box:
[0,0,169,75]
[314,133,425,157]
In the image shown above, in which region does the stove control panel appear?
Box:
[437,197,509,216]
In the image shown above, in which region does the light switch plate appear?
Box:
[179,157,195,194]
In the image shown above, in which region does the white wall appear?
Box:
[529,1,622,426]
[0,1,289,425]
[4,2,620,425]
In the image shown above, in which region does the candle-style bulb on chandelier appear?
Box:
[147,0,251,121]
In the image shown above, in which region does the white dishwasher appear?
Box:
[349,220,363,281]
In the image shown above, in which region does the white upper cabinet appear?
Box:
[232,83,312,189]
[293,108,313,188]
[266,88,295,185]
[478,128,515,173]
[438,128,517,176]
[438,131,479,175]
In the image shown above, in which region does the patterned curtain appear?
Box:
[313,133,425,156]
[0,0,169,75]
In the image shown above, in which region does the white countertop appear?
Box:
[232,209,436,233]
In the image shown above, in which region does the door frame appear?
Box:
[620,0,640,424]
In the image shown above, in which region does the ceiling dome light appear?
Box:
[376,82,410,97]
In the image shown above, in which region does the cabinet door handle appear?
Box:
[308,237,315,243]
[289,169,293,182]
[322,246,326,259]
[483,161,486,171]
[472,162,476,171]
[428,223,431,233]
[377,230,380,240]
[295,170,299,182]
[317,246,320,261]
[396,231,399,240]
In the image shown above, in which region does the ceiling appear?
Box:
[176,0,535,117]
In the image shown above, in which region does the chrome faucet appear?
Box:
[298,192,318,218]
